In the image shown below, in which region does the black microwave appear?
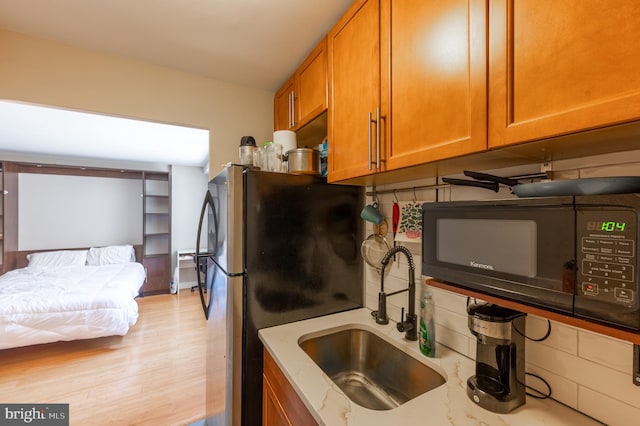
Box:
[422,194,640,330]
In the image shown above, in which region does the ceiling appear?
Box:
[0,0,352,167]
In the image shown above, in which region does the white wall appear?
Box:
[171,164,209,288]
[366,149,640,426]
[18,173,142,250]
[0,27,273,276]
[0,29,274,177]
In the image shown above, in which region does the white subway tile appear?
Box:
[525,364,578,409]
[364,288,378,311]
[436,305,471,337]
[429,286,469,313]
[578,161,640,178]
[527,315,578,355]
[527,343,640,408]
[578,386,640,426]
[436,323,472,357]
[578,330,632,374]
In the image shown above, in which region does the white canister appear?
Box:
[273,130,297,153]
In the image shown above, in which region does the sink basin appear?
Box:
[298,326,446,410]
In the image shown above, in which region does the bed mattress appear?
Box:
[0,262,146,350]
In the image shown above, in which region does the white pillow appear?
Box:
[86,245,135,265]
[27,250,88,269]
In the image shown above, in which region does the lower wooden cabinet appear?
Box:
[141,255,171,296]
[263,349,317,426]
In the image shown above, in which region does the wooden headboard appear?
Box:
[4,244,143,272]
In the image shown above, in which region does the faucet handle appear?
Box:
[373,292,389,325]
[397,307,406,332]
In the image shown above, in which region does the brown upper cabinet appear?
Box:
[328,0,487,182]
[274,37,328,131]
[326,0,640,183]
[274,76,296,131]
[489,0,640,147]
[328,0,381,181]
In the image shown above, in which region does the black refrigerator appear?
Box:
[195,164,363,426]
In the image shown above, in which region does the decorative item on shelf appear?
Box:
[395,199,425,242]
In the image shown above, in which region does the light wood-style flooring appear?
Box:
[0,290,207,425]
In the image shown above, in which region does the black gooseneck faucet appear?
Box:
[371,245,418,341]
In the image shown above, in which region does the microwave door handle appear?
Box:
[442,177,499,193]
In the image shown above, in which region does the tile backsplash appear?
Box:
[364,150,640,426]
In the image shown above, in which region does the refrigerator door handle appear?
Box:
[196,191,217,319]
[208,255,245,278]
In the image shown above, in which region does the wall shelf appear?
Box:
[141,171,172,295]
[427,278,640,345]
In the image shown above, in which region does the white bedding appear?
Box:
[0,262,146,350]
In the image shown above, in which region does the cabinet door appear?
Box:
[263,374,292,426]
[296,37,328,128]
[274,76,296,131]
[328,0,381,182]
[489,0,640,147]
[263,350,317,426]
[142,255,170,295]
[383,0,487,169]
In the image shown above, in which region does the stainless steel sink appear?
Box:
[298,327,446,410]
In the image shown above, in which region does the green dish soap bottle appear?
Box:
[419,284,436,357]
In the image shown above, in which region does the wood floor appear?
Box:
[0,290,207,425]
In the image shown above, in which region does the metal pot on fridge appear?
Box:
[286,148,320,175]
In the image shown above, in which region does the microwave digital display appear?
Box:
[587,221,627,232]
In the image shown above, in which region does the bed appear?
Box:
[0,245,146,350]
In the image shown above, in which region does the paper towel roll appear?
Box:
[273,130,297,153]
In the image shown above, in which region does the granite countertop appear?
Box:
[259,308,601,426]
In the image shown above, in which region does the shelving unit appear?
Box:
[141,171,171,295]
[0,164,3,270]
[0,162,18,273]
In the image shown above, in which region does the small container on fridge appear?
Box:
[265,142,283,172]
[238,136,256,166]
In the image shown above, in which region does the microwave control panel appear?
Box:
[577,209,637,306]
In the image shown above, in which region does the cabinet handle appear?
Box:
[288,91,297,129]
[291,92,296,128]
[368,109,383,171]
[288,92,293,129]
[368,111,373,171]
[376,107,381,170]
